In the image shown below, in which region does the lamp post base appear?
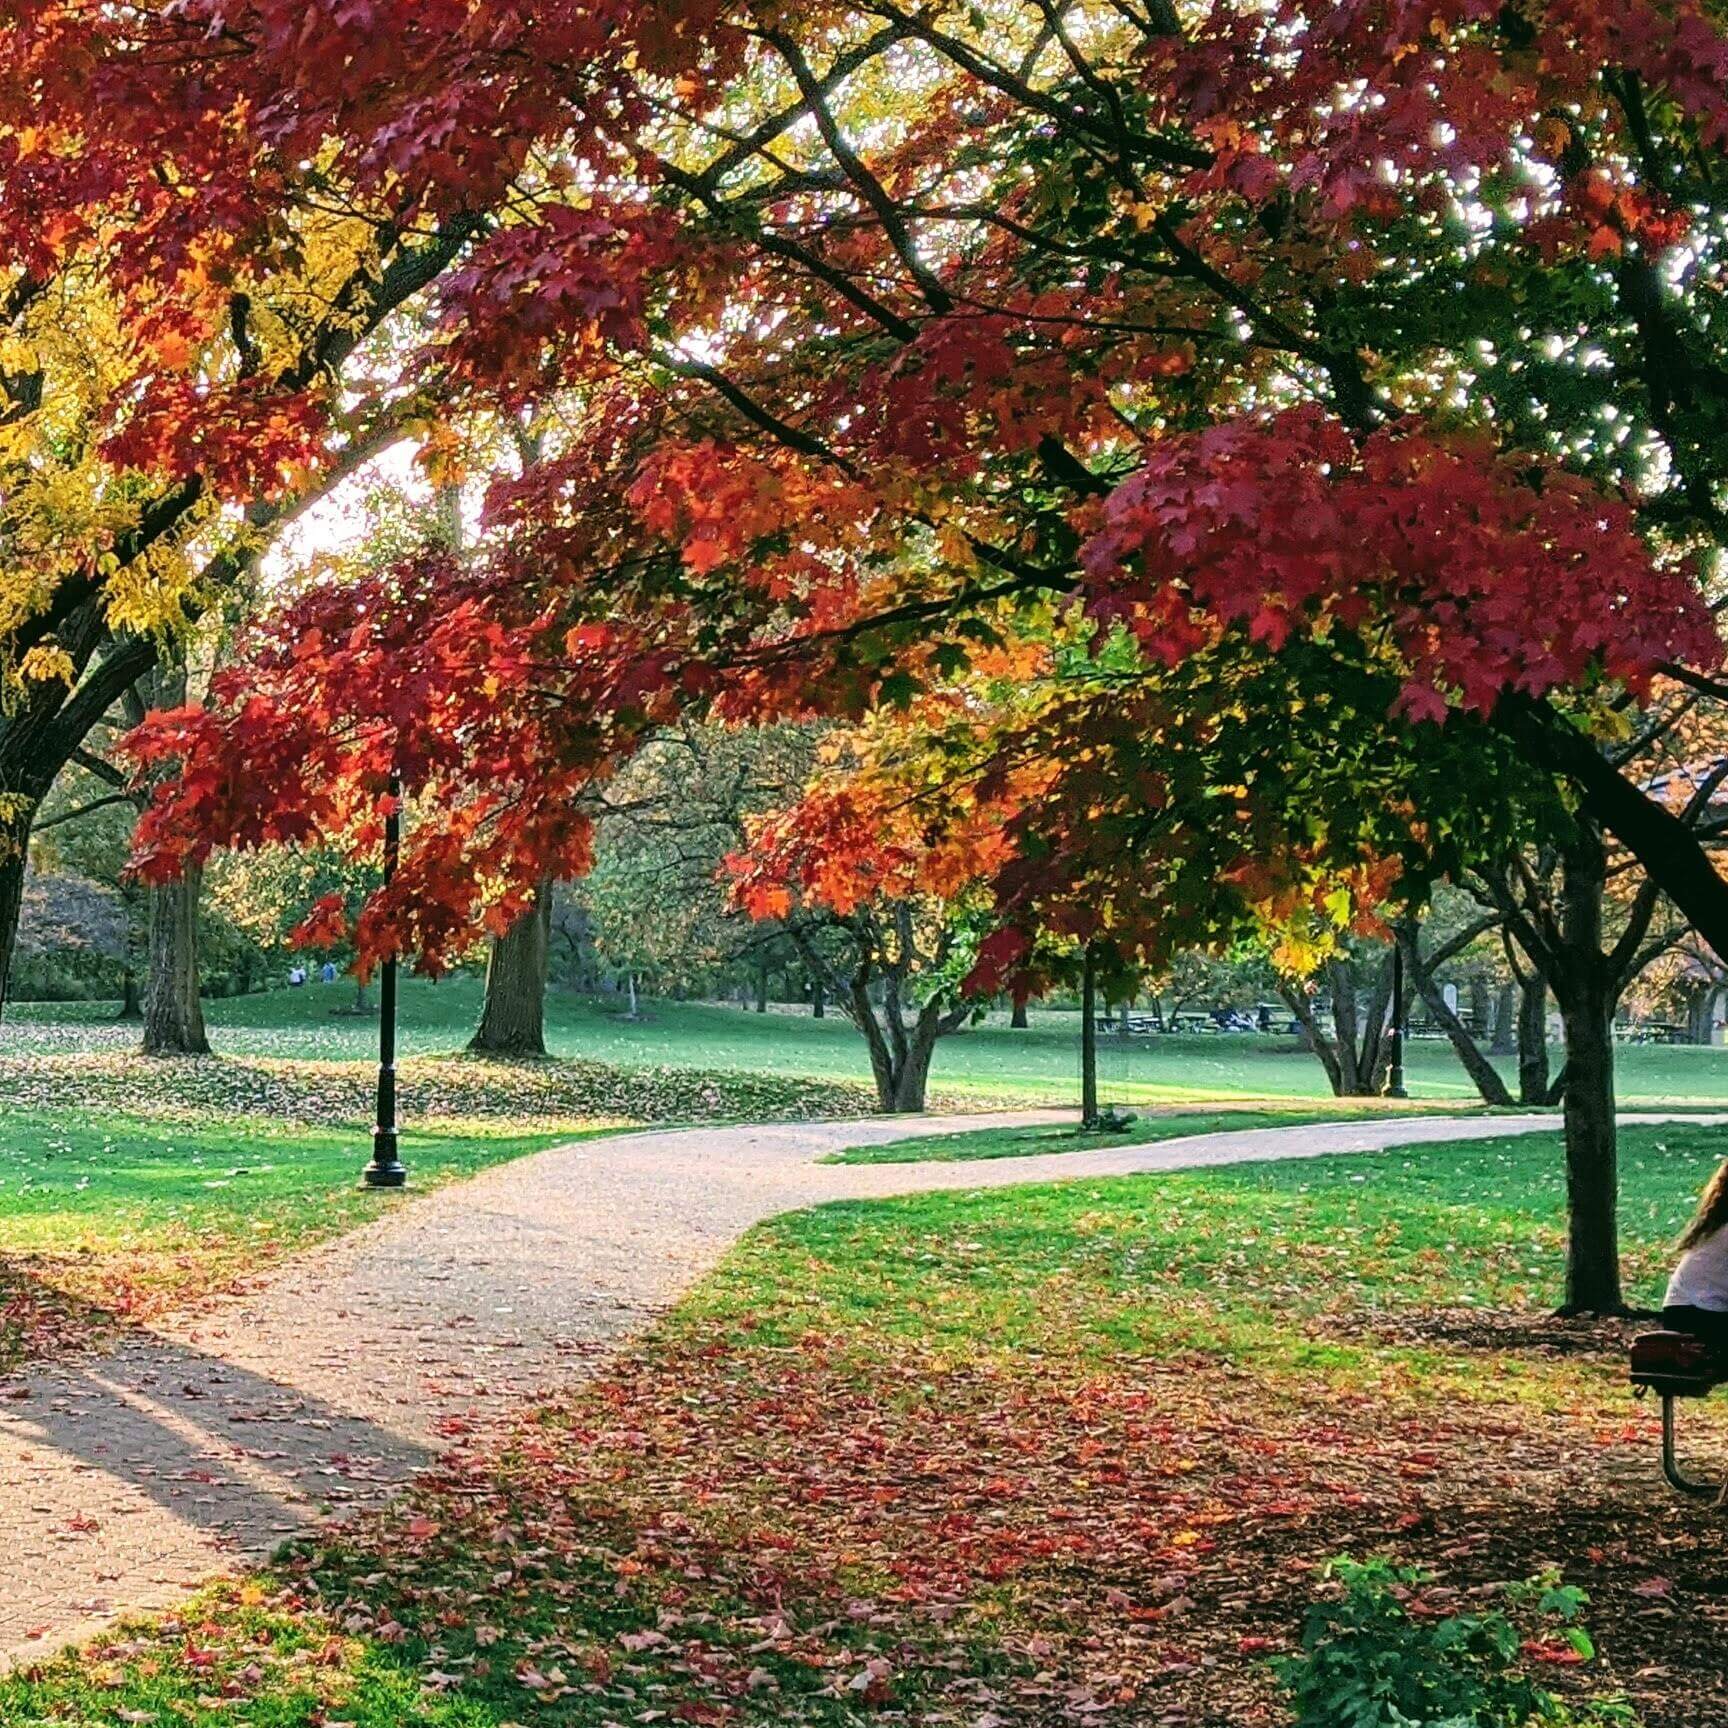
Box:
[362,1132,408,1188]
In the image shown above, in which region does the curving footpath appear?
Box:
[0,1108,1712,1665]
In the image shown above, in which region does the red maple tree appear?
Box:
[56,1,1722,985]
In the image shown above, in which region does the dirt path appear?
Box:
[0,1108,1699,1665]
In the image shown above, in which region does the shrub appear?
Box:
[1276,1557,1636,1728]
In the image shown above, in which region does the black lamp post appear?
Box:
[362,769,408,1188]
[1382,939,1409,1100]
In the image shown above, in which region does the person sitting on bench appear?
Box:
[1666,1161,1728,1356]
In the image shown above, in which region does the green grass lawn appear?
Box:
[12,976,1728,1107]
[3,979,1718,1372]
[795,1122,1726,1356]
[8,1122,1723,1727]
[822,1103,1472,1163]
[0,986,882,1370]
[0,1108,584,1369]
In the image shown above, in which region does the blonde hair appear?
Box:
[1679,1160,1728,1252]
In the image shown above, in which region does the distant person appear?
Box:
[288,965,306,988]
[1666,1162,1728,1354]
[320,960,337,984]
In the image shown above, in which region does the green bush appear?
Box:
[1276,1557,1635,1728]
[7,951,120,1002]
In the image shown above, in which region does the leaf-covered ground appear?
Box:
[7,1124,1727,1727]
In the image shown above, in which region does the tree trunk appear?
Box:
[812,977,826,1019]
[141,867,210,1056]
[118,966,144,1021]
[1555,829,1622,1315]
[1010,997,1029,1029]
[1281,982,1346,1096]
[0,799,30,1017]
[354,975,373,1014]
[1469,974,1491,1040]
[1686,984,1721,1047]
[1399,929,1513,1107]
[469,892,550,1057]
[888,1007,942,1112]
[754,964,769,1013]
[1328,958,1364,1091]
[1558,985,1621,1313]
[1081,945,1100,1127]
[1297,956,1391,1096]
[1491,980,1518,1055]
[1517,977,1550,1104]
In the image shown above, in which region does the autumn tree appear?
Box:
[0,0,736,1007]
[727,764,1001,1113]
[93,5,1728,1221]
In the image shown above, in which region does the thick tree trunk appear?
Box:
[1558,986,1621,1313]
[1517,978,1551,1104]
[847,969,950,1114]
[1010,997,1029,1029]
[1290,957,1389,1096]
[812,978,825,1019]
[1081,945,1100,1127]
[754,965,769,1013]
[1491,980,1518,1055]
[1328,958,1365,1091]
[889,1008,942,1112]
[469,893,550,1057]
[1555,830,1622,1315]
[118,967,144,1020]
[142,867,210,1056]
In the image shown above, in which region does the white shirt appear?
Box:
[1666,1228,1728,1311]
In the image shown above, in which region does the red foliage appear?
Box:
[1079,408,1714,713]
[41,0,1719,964]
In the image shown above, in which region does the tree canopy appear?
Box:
[2,0,1719,993]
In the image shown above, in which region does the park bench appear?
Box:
[1629,1330,1727,1496]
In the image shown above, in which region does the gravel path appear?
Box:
[0,1107,1706,1665]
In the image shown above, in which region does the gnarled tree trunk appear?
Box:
[847,977,958,1113]
[469,890,551,1057]
[1279,953,1392,1097]
[142,865,209,1056]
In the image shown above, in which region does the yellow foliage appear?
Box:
[16,644,75,685]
